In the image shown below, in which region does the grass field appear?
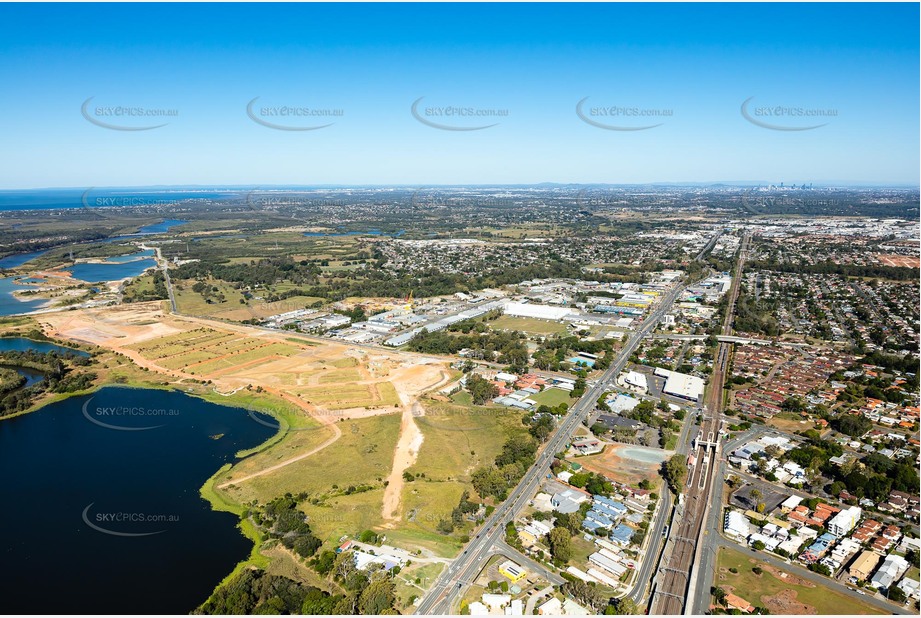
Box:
[395,563,444,612]
[569,535,597,565]
[212,295,327,322]
[450,391,473,405]
[127,328,303,375]
[767,412,813,433]
[317,368,363,384]
[122,273,161,299]
[489,315,568,335]
[174,278,247,316]
[392,399,532,557]
[221,412,401,520]
[262,543,342,594]
[330,357,358,368]
[530,387,574,408]
[716,547,884,615]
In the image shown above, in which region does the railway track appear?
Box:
[650,232,749,614]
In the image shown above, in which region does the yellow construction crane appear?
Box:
[403,290,414,311]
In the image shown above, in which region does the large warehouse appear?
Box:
[655,367,705,401]
[504,302,573,321]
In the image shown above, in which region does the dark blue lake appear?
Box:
[0,249,50,270]
[66,250,157,282]
[0,277,49,316]
[0,336,89,357]
[0,386,275,614]
[137,219,187,234]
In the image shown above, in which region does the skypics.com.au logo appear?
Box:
[576,97,672,131]
[81,97,178,131]
[741,96,837,131]
[82,397,179,431]
[82,503,179,537]
[411,97,508,131]
[246,97,343,131]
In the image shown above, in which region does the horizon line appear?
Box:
[2,181,919,192]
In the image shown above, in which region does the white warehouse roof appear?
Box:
[504,302,573,321]
[655,367,705,401]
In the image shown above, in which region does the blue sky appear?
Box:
[0,2,917,188]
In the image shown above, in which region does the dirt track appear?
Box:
[380,369,453,525]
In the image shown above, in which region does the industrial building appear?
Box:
[654,367,705,401]
[504,302,573,321]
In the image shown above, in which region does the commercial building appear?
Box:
[654,367,705,401]
[571,437,603,455]
[589,551,627,578]
[498,559,527,583]
[621,370,648,393]
[537,598,562,615]
[352,550,403,571]
[779,495,803,513]
[606,394,640,414]
[482,594,511,612]
[724,510,753,539]
[551,489,589,514]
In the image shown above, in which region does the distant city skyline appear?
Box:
[0,3,918,188]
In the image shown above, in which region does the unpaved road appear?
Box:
[380,369,453,525]
[381,400,425,524]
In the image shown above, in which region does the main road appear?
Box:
[415,231,722,615]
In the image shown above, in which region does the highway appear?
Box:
[414,272,692,614]
[650,232,749,615]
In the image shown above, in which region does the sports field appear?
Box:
[529,387,574,408]
[489,315,568,335]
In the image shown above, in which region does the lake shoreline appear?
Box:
[0,381,280,614]
[0,358,291,611]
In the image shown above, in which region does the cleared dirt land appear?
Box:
[41,302,444,420]
[578,443,668,487]
[39,302,450,539]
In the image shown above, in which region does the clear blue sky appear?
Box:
[0,2,917,188]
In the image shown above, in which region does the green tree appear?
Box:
[662,454,688,495]
[357,576,396,615]
[548,526,572,562]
